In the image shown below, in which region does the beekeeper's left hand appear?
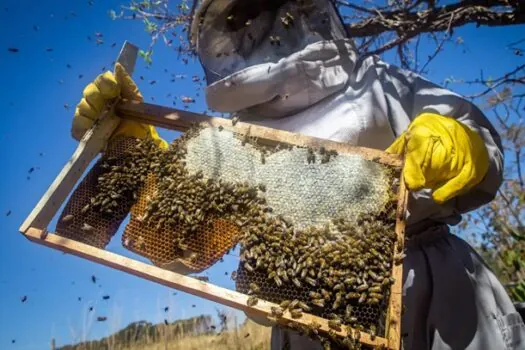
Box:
[386,113,490,204]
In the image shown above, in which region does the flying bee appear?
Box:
[231,271,237,281]
[247,296,258,307]
[347,316,358,324]
[269,35,281,46]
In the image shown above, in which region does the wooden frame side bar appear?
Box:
[386,175,408,350]
[19,114,120,232]
[116,101,403,168]
[19,41,138,233]
[23,228,389,349]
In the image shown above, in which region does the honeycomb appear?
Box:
[235,199,398,338]
[122,173,242,273]
[56,137,140,248]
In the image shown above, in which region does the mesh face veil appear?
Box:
[190,0,347,84]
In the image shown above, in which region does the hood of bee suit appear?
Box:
[190,0,353,118]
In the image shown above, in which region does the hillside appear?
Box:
[57,315,271,350]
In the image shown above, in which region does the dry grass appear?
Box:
[121,320,271,350]
[60,319,271,350]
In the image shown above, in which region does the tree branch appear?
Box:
[345,0,525,38]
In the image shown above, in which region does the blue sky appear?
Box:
[0,0,523,349]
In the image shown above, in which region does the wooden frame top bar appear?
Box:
[116,101,403,168]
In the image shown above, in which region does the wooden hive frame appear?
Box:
[19,42,407,349]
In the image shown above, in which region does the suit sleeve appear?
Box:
[374,57,504,214]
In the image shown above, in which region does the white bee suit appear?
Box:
[205,39,524,349]
[191,0,525,348]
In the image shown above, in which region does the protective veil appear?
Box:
[191,0,525,349]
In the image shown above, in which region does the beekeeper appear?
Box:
[72,0,524,348]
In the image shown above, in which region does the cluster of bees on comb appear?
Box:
[64,124,402,349]
[60,138,163,231]
[236,196,400,349]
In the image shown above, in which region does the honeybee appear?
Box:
[297,301,311,312]
[290,309,303,319]
[247,296,258,306]
[327,318,342,331]
[81,223,94,232]
[249,283,260,293]
[280,300,291,309]
[369,325,377,340]
[271,306,284,317]
[311,299,325,308]
[61,214,74,223]
[244,262,254,273]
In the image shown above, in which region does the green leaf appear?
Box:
[139,49,153,65]
[509,280,525,302]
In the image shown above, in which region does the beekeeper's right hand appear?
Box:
[72,63,168,149]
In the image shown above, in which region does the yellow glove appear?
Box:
[386,113,489,204]
[72,63,168,150]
